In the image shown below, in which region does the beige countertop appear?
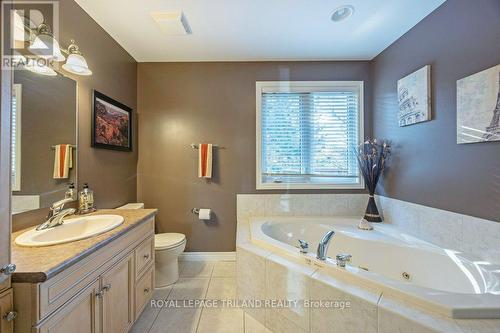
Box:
[11,209,157,283]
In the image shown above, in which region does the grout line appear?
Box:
[195,274,212,333]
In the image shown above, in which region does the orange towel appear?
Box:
[198,143,213,178]
[53,144,73,179]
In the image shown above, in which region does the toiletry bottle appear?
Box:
[79,183,95,213]
[65,183,75,200]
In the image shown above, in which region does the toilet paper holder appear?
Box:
[191,208,212,215]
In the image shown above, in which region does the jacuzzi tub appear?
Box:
[249,216,500,319]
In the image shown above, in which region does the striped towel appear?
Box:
[53,144,73,179]
[198,143,213,178]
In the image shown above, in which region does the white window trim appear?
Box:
[12,83,22,192]
[256,81,365,190]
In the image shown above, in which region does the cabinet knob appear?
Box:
[0,264,16,276]
[102,284,112,292]
[144,287,150,294]
[143,254,150,260]
[95,290,104,298]
[2,311,17,322]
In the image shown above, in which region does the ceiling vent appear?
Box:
[151,11,192,35]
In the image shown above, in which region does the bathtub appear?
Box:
[249,216,500,319]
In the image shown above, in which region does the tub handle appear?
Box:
[336,253,352,268]
[297,240,309,253]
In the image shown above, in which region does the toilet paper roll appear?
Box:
[198,209,211,220]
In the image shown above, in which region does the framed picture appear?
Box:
[397,65,431,126]
[457,64,500,144]
[92,90,132,151]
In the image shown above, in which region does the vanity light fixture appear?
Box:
[24,58,57,76]
[331,5,355,22]
[28,23,66,62]
[24,20,93,76]
[61,40,92,76]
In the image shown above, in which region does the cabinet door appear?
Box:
[0,289,14,333]
[37,280,101,333]
[101,254,134,333]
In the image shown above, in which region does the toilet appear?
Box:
[154,233,186,287]
[117,203,186,287]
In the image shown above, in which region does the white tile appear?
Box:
[265,254,316,331]
[462,215,500,264]
[454,318,500,333]
[149,307,202,333]
[168,278,210,300]
[180,261,215,278]
[378,296,462,333]
[206,277,237,300]
[309,270,379,333]
[197,308,244,333]
[212,261,236,277]
[237,244,271,324]
[265,311,307,333]
[153,285,173,299]
[244,312,272,333]
[415,207,463,250]
[130,303,161,333]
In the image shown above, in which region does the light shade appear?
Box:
[24,59,57,76]
[29,33,65,62]
[62,53,92,76]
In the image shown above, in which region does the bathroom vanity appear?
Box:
[10,209,156,333]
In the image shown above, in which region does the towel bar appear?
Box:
[190,144,225,149]
[51,145,77,150]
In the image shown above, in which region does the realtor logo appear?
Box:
[1,0,59,70]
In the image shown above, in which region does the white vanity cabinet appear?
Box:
[14,217,155,333]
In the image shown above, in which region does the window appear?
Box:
[11,84,22,191]
[256,81,364,189]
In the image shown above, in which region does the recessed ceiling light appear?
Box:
[331,5,355,22]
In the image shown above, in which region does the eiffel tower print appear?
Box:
[482,71,500,141]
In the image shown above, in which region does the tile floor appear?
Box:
[131,260,252,333]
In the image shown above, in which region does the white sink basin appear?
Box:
[15,214,124,247]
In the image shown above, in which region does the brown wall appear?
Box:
[14,70,76,207]
[372,0,500,222]
[12,0,137,229]
[138,62,371,251]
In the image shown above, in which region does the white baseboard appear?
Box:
[179,252,236,262]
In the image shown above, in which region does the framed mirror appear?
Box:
[11,69,77,215]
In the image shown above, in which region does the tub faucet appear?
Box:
[316,230,335,260]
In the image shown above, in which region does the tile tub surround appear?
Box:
[376,196,500,265]
[236,194,500,332]
[237,194,500,264]
[237,241,500,333]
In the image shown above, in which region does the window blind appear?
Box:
[11,84,21,191]
[261,90,360,185]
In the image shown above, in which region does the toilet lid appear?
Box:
[155,233,186,250]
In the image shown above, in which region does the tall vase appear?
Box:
[364,195,382,222]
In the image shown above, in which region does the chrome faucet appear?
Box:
[36,198,76,231]
[316,230,335,260]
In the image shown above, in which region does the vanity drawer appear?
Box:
[135,265,154,319]
[135,237,154,280]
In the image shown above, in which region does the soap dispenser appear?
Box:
[78,183,96,214]
[65,183,75,200]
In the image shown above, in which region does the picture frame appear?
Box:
[91,90,133,151]
[457,64,500,144]
[397,65,431,127]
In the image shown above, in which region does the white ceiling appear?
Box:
[74,0,446,62]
